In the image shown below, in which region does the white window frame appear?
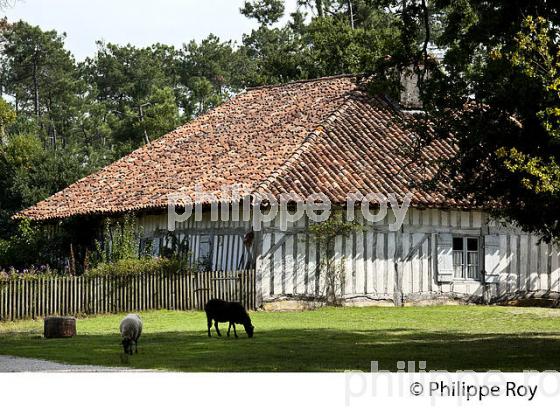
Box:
[452,236,481,281]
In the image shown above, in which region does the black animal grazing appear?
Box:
[204,299,254,338]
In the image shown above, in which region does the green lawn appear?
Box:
[1,306,560,371]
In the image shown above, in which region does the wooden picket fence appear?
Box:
[0,270,256,321]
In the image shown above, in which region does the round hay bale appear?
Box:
[44,316,76,339]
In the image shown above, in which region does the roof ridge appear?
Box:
[253,94,355,198]
[246,74,361,91]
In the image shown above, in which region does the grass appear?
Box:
[1,305,560,371]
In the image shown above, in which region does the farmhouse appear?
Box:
[18,75,560,307]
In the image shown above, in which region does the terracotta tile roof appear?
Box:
[18,75,469,221]
[256,91,467,208]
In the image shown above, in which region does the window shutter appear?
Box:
[484,234,501,283]
[436,233,454,283]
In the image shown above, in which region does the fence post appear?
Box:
[239,271,244,308]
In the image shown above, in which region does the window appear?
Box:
[452,237,480,280]
[197,235,213,271]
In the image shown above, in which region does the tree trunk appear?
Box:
[420,0,430,80]
[325,238,338,306]
[32,59,40,118]
[44,317,76,338]
[347,0,355,29]
[316,0,323,17]
[138,104,150,145]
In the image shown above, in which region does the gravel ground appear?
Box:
[0,355,136,372]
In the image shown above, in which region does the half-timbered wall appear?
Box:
[138,209,254,272]
[254,208,560,304]
[135,207,560,306]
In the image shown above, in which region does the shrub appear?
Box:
[0,217,72,272]
[85,256,187,278]
[90,214,142,266]
[309,212,359,306]
[0,256,191,282]
[0,265,57,283]
[0,218,42,269]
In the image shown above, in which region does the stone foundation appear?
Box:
[259,290,559,310]
[494,291,560,308]
[261,299,324,311]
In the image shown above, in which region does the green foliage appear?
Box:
[82,42,181,148]
[0,134,45,233]
[309,212,359,305]
[0,215,105,274]
[85,257,183,278]
[1,21,84,148]
[239,0,400,86]
[492,16,560,197]
[387,1,560,242]
[309,212,358,245]
[157,231,190,262]
[0,218,46,269]
[299,1,384,27]
[240,25,307,85]
[141,87,180,137]
[241,0,285,26]
[0,98,15,140]
[179,35,249,116]
[92,215,141,266]
[87,215,191,277]
[0,134,93,236]
[0,264,58,282]
[302,13,399,77]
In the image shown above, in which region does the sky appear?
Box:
[3,0,300,61]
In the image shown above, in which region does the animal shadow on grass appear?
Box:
[120,353,130,365]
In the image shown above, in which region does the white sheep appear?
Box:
[120,314,143,355]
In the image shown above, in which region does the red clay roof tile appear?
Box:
[18,75,469,221]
